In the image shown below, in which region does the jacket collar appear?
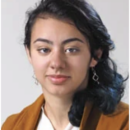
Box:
[14,94,44,130]
[15,94,100,130]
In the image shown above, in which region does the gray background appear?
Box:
[2,0,129,124]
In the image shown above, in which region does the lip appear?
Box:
[47,75,70,84]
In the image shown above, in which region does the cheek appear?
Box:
[31,53,49,72]
[69,53,91,74]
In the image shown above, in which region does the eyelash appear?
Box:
[65,48,79,53]
[37,48,79,54]
[37,48,50,53]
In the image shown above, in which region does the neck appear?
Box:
[43,92,74,130]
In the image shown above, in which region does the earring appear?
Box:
[32,73,38,85]
[91,68,100,84]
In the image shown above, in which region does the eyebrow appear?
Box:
[33,38,84,45]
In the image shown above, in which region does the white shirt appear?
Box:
[37,105,80,130]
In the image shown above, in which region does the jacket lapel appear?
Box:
[14,94,101,130]
[13,94,45,130]
[80,102,102,130]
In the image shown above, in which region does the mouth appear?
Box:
[47,75,70,84]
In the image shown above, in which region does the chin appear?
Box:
[47,86,75,97]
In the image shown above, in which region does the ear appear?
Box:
[90,49,103,67]
[25,46,32,65]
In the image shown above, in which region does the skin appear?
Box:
[26,15,101,130]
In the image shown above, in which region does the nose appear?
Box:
[50,50,66,71]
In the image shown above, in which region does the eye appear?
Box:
[37,48,50,54]
[65,48,79,53]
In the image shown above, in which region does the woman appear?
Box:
[2,0,128,130]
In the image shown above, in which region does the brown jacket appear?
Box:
[2,94,129,130]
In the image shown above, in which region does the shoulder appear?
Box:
[99,101,129,130]
[2,94,44,130]
[2,106,29,130]
[107,101,128,117]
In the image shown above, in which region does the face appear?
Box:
[26,16,97,97]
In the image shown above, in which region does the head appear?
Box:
[24,0,105,97]
[24,0,125,126]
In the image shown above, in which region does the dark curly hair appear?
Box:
[24,0,127,127]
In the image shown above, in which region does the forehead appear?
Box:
[31,16,87,43]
